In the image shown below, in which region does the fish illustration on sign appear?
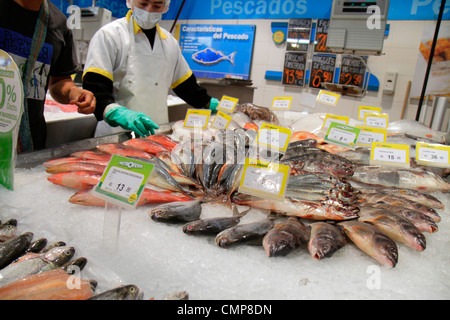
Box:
[192,47,237,66]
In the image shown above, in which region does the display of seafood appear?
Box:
[39,104,450,272]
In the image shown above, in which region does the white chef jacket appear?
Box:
[83,10,192,127]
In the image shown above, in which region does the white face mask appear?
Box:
[132,6,162,29]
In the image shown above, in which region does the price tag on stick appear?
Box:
[93,155,155,209]
[370,142,410,168]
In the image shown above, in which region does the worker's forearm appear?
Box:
[48,76,80,104]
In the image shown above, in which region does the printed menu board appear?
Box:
[339,55,368,88]
[282,52,307,86]
[309,54,336,89]
[286,18,312,52]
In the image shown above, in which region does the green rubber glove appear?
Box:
[209,98,219,113]
[105,105,159,137]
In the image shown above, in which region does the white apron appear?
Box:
[95,21,171,137]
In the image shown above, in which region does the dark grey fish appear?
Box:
[0,224,17,242]
[308,222,346,260]
[89,285,143,300]
[262,217,310,257]
[25,238,48,254]
[150,200,202,223]
[63,257,88,273]
[183,206,250,235]
[0,232,33,269]
[215,219,274,248]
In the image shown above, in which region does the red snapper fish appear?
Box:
[122,138,169,155]
[96,143,152,159]
[47,171,101,190]
[145,134,178,151]
[69,188,192,207]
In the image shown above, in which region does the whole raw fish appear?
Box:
[307,222,346,260]
[89,285,143,300]
[182,206,250,235]
[69,187,192,207]
[232,193,360,221]
[357,206,426,252]
[71,150,112,161]
[150,200,202,223]
[350,165,450,193]
[45,162,106,174]
[43,157,110,168]
[0,269,93,300]
[262,217,310,257]
[0,246,75,287]
[368,203,438,233]
[97,143,152,159]
[353,185,444,210]
[358,192,441,223]
[0,232,33,269]
[0,219,17,242]
[25,238,48,254]
[123,138,170,154]
[338,221,398,268]
[47,171,101,190]
[283,152,354,177]
[155,151,185,174]
[146,134,178,150]
[215,219,274,248]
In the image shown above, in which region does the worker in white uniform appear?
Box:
[83,0,219,137]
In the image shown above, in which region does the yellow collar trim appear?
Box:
[126,10,167,39]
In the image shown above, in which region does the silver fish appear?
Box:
[233,193,360,221]
[308,222,346,260]
[89,285,143,300]
[338,221,398,268]
[150,200,202,223]
[350,165,450,193]
[0,246,75,287]
[262,217,310,257]
[358,192,441,223]
[357,206,426,252]
[215,219,274,248]
[368,203,438,234]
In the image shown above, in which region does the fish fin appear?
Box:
[232,205,251,217]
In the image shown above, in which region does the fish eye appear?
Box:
[129,286,137,293]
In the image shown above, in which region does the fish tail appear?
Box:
[227,51,237,66]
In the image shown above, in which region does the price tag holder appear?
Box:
[217,95,239,113]
[364,113,389,128]
[212,110,233,130]
[325,122,360,149]
[358,106,381,120]
[316,90,341,106]
[271,97,293,110]
[93,155,154,209]
[256,123,293,153]
[183,109,211,129]
[356,126,387,147]
[370,142,410,168]
[416,142,450,168]
[239,158,290,201]
[323,114,349,129]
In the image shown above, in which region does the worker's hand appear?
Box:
[105,105,159,137]
[69,87,96,114]
[209,98,220,114]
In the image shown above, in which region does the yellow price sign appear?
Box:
[370,142,410,168]
[416,142,450,168]
[257,123,293,153]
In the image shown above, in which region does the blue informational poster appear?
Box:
[179,24,256,80]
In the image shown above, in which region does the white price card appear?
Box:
[358,106,381,120]
[271,97,293,110]
[257,123,292,152]
[217,95,239,113]
[322,114,349,129]
[316,90,341,106]
[356,126,387,147]
[364,113,388,128]
[370,142,410,168]
[416,142,450,168]
[183,109,211,129]
[93,155,154,209]
[238,158,290,201]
